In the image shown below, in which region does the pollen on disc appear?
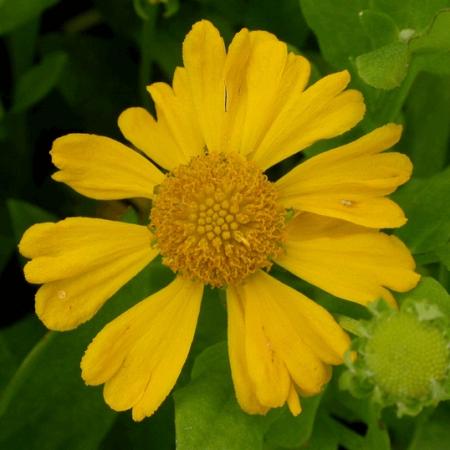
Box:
[150,153,286,287]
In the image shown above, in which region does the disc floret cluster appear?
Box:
[341,299,450,416]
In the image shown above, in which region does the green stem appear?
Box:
[376,57,419,123]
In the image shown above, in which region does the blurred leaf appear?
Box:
[264,394,322,448]
[373,0,449,30]
[305,414,340,449]
[0,336,16,393]
[0,261,173,450]
[408,404,450,450]
[403,72,450,177]
[300,0,371,69]
[397,276,450,317]
[99,400,174,450]
[356,42,410,89]
[411,9,450,52]
[41,34,137,135]
[0,315,45,392]
[415,50,450,75]
[12,51,68,113]
[162,0,180,18]
[244,0,309,49]
[174,342,270,450]
[436,244,450,271]
[366,405,390,450]
[358,10,399,48]
[393,168,450,255]
[0,0,59,35]
[94,0,140,41]
[7,199,57,245]
[7,18,40,81]
[314,413,366,450]
[191,288,226,358]
[1,314,45,364]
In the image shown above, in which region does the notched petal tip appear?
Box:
[18,222,54,259]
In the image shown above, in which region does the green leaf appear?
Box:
[299,0,371,68]
[12,51,68,113]
[40,34,137,134]
[411,9,450,52]
[305,414,340,449]
[174,342,270,450]
[366,405,390,450]
[408,404,450,450]
[99,400,175,450]
[0,336,16,393]
[7,199,56,245]
[436,244,450,271]
[373,0,449,31]
[359,10,399,48]
[0,315,45,392]
[397,277,450,317]
[1,314,45,366]
[403,72,450,177]
[264,394,322,448]
[0,0,59,35]
[393,168,450,255]
[315,413,366,450]
[356,42,410,89]
[0,262,173,450]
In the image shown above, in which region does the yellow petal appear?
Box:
[242,283,291,407]
[250,71,365,170]
[276,213,420,307]
[118,107,188,170]
[226,286,269,414]
[238,34,288,156]
[182,20,226,152]
[252,271,350,365]
[223,32,310,156]
[51,134,164,200]
[19,218,158,330]
[81,276,203,421]
[276,124,411,228]
[244,272,333,394]
[147,79,204,162]
[232,272,332,397]
[222,28,251,154]
[287,384,302,416]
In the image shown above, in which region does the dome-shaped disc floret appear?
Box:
[340,299,450,416]
[150,153,286,287]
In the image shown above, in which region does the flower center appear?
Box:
[365,312,449,399]
[150,153,286,287]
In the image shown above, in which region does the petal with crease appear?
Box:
[182,20,226,153]
[227,271,347,413]
[51,134,164,200]
[81,276,203,421]
[19,218,158,330]
[249,71,365,170]
[118,107,189,170]
[276,213,420,307]
[276,124,411,228]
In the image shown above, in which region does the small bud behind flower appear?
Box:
[340,297,450,416]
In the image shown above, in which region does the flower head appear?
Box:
[341,299,450,416]
[19,20,419,420]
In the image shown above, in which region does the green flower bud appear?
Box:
[340,299,450,416]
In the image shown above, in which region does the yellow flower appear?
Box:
[19,20,420,421]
